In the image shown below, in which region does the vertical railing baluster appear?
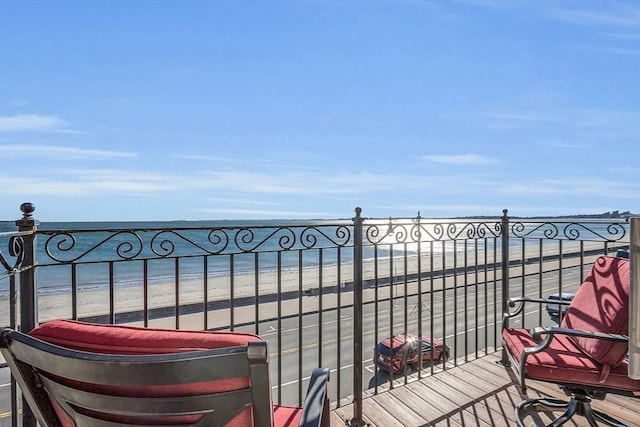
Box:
[15,203,39,427]
[482,239,488,355]
[298,251,303,405]
[143,259,149,327]
[579,241,585,283]
[557,240,564,324]
[463,240,468,363]
[520,237,526,309]
[254,253,260,335]
[441,240,446,369]
[336,248,342,402]
[109,261,115,324]
[350,207,364,427]
[538,240,543,325]
[493,237,502,348]
[473,239,478,358]
[416,214,423,378]
[453,239,458,366]
[229,254,234,331]
[429,240,434,376]
[318,248,323,367]
[403,243,409,384]
[71,263,78,320]
[174,258,180,329]
[277,251,282,405]
[388,243,394,390]
[373,245,380,395]
[500,209,509,365]
[203,256,208,330]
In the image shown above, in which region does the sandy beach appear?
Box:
[2,240,624,328]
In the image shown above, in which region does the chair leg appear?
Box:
[515,395,629,427]
[584,401,628,427]
[515,397,568,427]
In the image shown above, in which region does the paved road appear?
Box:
[251,266,583,406]
[0,266,584,424]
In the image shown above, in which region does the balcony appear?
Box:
[1,204,637,426]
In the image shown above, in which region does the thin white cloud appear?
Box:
[1,144,136,160]
[205,197,281,206]
[482,108,640,135]
[194,207,335,218]
[600,46,640,56]
[499,178,639,199]
[422,154,498,165]
[0,114,79,133]
[550,6,640,28]
[0,169,178,196]
[540,140,593,149]
[179,154,247,164]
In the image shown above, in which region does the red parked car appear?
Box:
[374,334,449,373]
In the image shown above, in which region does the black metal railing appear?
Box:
[0,203,634,427]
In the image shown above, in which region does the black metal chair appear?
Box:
[502,256,640,426]
[0,320,330,427]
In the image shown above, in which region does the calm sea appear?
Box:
[0,219,629,297]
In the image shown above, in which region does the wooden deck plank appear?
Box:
[431,368,513,424]
[329,410,348,427]
[330,352,640,427]
[403,379,463,414]
[359,397,406,427]
[369,390,429,426]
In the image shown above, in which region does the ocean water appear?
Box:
[0,219,356,296]
[0,219,629,297]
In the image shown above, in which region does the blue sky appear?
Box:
[1,0,639,222]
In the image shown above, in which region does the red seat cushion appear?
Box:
[29,319,262,354]
[28,320,281,426]
[273,405,303,426]
[503,328,640,393]
[561,256,630,367]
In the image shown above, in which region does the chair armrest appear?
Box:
[502,296,575,329]
[299,367,330,427]
[531,326,629,343]
[504,296,546,317]
[502,297,549,328]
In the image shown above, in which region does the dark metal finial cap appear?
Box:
[20,202,35,217]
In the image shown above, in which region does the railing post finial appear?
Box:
[16,202,39,231]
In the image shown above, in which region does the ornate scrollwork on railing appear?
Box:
[235,227,298,252]
[300,225,351,249]
[510,221,627,241]
[39,223,353,264]
[150,230,218,258]
[365,218,502,246]
[0,235,27,279]
[44,231,144,262]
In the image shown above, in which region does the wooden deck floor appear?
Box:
[329,353,640,426]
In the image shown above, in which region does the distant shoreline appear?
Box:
[4,240,625,328]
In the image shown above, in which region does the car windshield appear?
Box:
[549,293,573,301]
[376,343,394,357]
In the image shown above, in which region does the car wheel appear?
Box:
[438,351,449,363]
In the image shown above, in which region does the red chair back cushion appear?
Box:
[561,256,630,367]
[28,320,262,426]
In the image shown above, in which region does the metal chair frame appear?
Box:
[504,299,634,426]
[502,256,638,427]
[0,328,329,427]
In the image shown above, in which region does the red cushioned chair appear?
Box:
[502,255,640,426]
[0,320,330,427]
